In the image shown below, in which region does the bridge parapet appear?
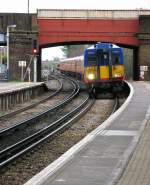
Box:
[38,9,150,19]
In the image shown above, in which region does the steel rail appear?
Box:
[0,76,63,120]
[0,92,121,168]
[0,77,79,136]
[0,95,94,168]
[111,97,120,115]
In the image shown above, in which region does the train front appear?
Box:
[83,43,124,92]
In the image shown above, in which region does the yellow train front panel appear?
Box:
[100,66,109,80]
[112,65,124,79]
[84,65,124,83]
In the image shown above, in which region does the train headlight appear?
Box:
[87,73,95,80]
[114,73,122,78]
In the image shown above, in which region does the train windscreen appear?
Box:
[97,49,109,66]
[87,52,97,66]
[112,52,120,65]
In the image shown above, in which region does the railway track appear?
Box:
[0,76,123,185]
[0,96,122,185]
[0,75,74,131]
[0,76,95,168]
[0,76,79,145]
[0,76,63,120]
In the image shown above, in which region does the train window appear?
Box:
[112,53,120,65]
[87,52,97,66]
[99,52,109,66]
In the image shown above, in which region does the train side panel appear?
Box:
[59,56,84,79]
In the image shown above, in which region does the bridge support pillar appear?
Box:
[138,44,150,80]
[138,15,150,80]
[37,48,42,82]
[133,47,139,80]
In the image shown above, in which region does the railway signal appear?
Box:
[32,39,38,82]
[32,39,38,55]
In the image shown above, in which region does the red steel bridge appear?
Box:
[0,10,150,81]
[37,9,150,47]
[37,9,150,80]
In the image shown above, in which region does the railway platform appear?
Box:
[25,81,150,185]
[0,82,45,111]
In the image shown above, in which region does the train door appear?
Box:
[112,50,124,79]
[97,49,111,81]
[108,49,113,79]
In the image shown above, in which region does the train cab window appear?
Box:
[97,49,109,66]
[87,52,97,66]
[112,53,120,65]
[101,52,109,65]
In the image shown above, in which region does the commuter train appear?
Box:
[59,43,125,94]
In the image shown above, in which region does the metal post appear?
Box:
[21,65,24,82]
[27,67,31,82]
[6,25,16,81]
[34,56,37,82]
[6,26,9,80]
[0,47,2,65]
[28,0,29,14]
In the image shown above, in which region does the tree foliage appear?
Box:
[60,45,91,58]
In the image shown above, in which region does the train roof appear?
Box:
[60,56,84,62]
[60,43,121,63]
[87,43,120,50]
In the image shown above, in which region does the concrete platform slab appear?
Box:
[0,82,45,111]
[0,82,43,94]
[24,81,150,185]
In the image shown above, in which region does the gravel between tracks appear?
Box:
[0,99,114,185]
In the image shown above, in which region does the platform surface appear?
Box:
[24,81,150,185]
[0,82,43,94]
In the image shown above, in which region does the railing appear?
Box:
[38,9,150,19]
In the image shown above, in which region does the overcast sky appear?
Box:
[0,0,150,13]
[1,0,150,60]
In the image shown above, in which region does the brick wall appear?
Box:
[139,15,150,33]
[138,15,150,80]
[0,13,37,32]
[139,45,150,80]
[0,13,38,81]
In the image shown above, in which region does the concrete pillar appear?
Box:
[37,48,42,82]
[20,92,22,103]
[0,96,2,111]
[139,44,150,80]
[8,94,11,109]
[16,92,19,104]
[138,15,150,80]
[5,95,8,110]
[133,47,139,80]
[1,95,4,111]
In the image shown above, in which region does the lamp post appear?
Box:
[28,0,29,14]
[6,24,16,80]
